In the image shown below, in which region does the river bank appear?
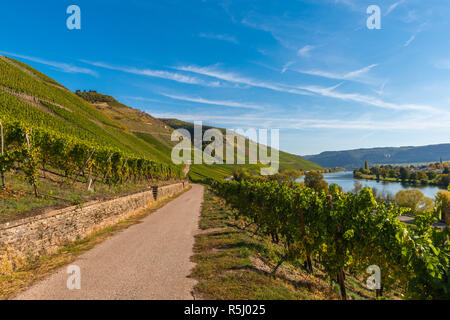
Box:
[298,171,445,199]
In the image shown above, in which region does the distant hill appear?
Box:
[160,119,323,181]
[303,144,450,169]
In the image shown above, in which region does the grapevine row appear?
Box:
[0,118,183,194]
[211,179,450,300]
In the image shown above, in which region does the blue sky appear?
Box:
[1,0,449,155]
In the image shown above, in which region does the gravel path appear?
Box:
[14,184,204,300]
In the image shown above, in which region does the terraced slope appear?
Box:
[0,56,174,164]
[160,119,323,181]
[0,55,321,182]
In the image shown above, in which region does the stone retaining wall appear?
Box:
[0,182,190,260]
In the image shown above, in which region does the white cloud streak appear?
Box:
[199,33,238,44]
[297,84,440,113]
[281,61,294,73]
[299,64,378,81]
[176,64,444,114]
[404,35,416,47]
[386,0,405,16]
[152,112,450,131]
[175,65,311,96]
[297,45,315,57]
[161,93,264,110]
[81,60,221,87]
[1,51,97,76]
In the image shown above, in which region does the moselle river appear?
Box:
[297,171,445,199]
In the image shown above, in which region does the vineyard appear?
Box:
[211,179,450,300]
[0,56,177,161]
[0,119,183,198]
[0,55,185,199]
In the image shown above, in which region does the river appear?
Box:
[297,171,445,199]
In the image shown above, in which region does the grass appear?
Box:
[0,170,184,224]
[189,187,403,300]
[0,186,191,300]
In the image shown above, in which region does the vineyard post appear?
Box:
[25,131,38,197]
[72,149,95,185]
[337,270,347,300]
[102,152,114,183]
[122,157,129,184]
[87,178,93,191]
[0,120,4,188]
[88,152,111,190]
[298,207,313,273]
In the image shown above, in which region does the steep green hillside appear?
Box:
[304,144,450,169]
[0,56,177,167]
[0,56,321,183]
[160,119,323,181]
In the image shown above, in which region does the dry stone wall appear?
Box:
[0,182,189,260]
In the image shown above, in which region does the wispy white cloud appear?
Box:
[152,112,450,131]
[373,79,388,96]
[298,64,378,81]
[240,18,295,50]
[297,84,440,113]
[176,64,444,115]
[297,45,315,57]
[161,93,264,110]
[81,60,221,87]
[333,0,358,10]
[1,51,97,76]
[199,33,238,44]
[176,65,311,96]
[404,35,416,47]
[386,0,405,16]
[281,61,294,73]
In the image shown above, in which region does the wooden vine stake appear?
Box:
[25,131,38,197]
[72,149,95,185]
[0,120,5,189]
[90,152,113,190]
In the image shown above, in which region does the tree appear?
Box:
[394,189,434,215]
[417,171,428,182]
[304,171,328,193]
[435,191,450,223]
[426,171,437,180]
[283,169,303,186]
[232,167,250,182]
[437,174,450,188]
[399,167,410,182]
[353,180,363,194]
[365,160,369,170]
